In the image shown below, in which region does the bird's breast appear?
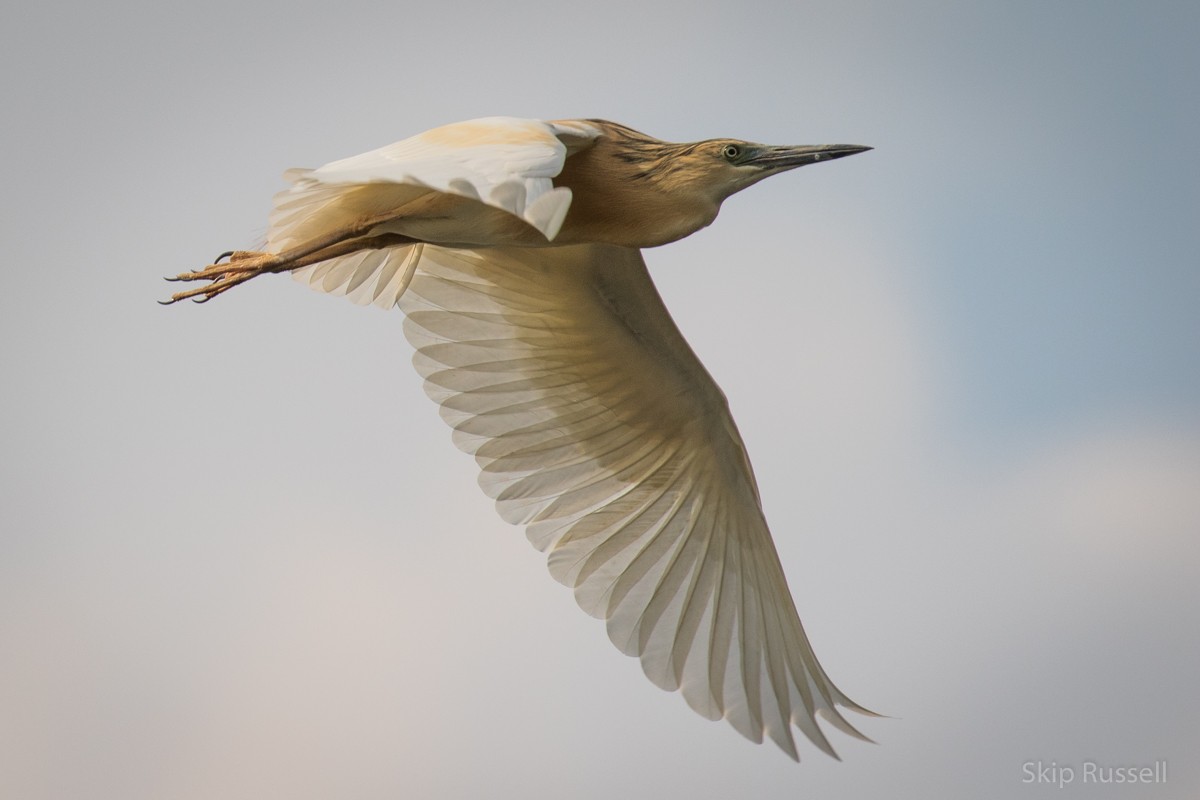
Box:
[552,186,720,248]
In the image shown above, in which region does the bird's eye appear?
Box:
[721,144,741,161]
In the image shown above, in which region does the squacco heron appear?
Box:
[165,117,876,760]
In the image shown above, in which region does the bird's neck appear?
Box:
[552,136,721,248]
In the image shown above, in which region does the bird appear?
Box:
[164,116,876,760]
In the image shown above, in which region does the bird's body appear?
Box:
[166,117,875,760]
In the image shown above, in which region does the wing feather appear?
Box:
[275,118,602,311]
[271,118,601,256]
[397,242,875,759]
[291,243,423,309]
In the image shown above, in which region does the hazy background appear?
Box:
[2,1,1197,797]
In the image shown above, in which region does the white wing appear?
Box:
[269,117,601,252]
[398,243,875,759]
[286,244,425,309]
[274,117,600,308]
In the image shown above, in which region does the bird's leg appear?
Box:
[161,212,418,305]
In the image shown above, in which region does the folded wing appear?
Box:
[272,117,601,308]
[270,117,601,252]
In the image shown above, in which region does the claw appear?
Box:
[160,250,269,305]
[163,231,403,306]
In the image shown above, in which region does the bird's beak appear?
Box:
[750,144,872,172]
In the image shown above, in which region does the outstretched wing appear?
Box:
[398,243,875,759]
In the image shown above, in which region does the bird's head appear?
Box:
[668,138,873,203]
[558,121,872,247]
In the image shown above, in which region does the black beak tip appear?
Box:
[754,143,873,170]
[822,144,873,161]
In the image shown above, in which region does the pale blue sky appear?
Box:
[1,1,1197,798]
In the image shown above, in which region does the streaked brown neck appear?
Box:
[552,120,721,248]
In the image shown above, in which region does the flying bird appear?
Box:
[164,116,876,760]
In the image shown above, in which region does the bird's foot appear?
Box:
[160,250,286,305]
[161,227,420,305]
